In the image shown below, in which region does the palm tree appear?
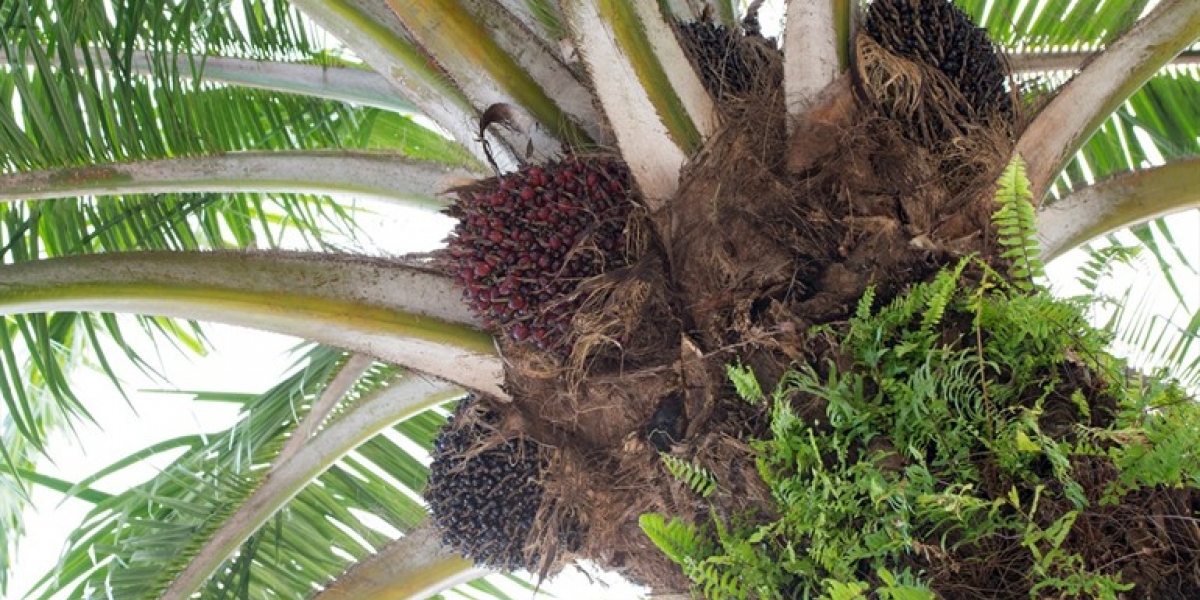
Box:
[1,0,1197,598]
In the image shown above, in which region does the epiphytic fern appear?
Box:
[993,155,1045,290]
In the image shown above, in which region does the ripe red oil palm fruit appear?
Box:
[445,156,636,352]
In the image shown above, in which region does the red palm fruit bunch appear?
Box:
[445,156,636,352]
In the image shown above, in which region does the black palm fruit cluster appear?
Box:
[675,19,771,102]
[864,0,1014,124]
[425,395,547,571]
[445,156,634,352]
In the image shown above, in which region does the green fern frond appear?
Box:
[727,361,764,404]
[639,513,704,565]
[856,286,878,322]
[920,260,970,337]
[697,564,750,600]
[660,453,717,498]
[993,156,1045,290]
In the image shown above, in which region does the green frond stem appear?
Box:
[784,0,849,122]
[494,0,567,47]
[160,376,462,600]
[1016,0,1200,197]
[275,354,375,467]
[599,0,704,152]
[0,49,417,114]
[395,0,604,150]
[562,0,688,207]
[628,0,718,139]
[0,151,476,209]
[288,0,514,169]
[1037,157,1200,260]
[11,468,111,505]
[1008,49,1200,75]
[171,57,416,114]
[0,251,506,397]
[310,521,489,600]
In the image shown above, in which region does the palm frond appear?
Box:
[0,151,476,208]
[0,0,466,519]
[0,251,505,396]
[308,522,490,600]
[562,0,691,205]
[388,0,602,154]
[1015,0,1200,195]
[159,374,460,600]
[26,347,458,600]
[1069,232,1200,390]
[1037,157,1200,259]
[960,0,1153,47]
[25,345,349,600]
[1054,69,1200,193]
[288,0,505,168]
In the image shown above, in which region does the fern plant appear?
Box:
[642,257,1199,599]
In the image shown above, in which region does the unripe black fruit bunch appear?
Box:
[425,395,547,571]
[676,21,754,100]
[864,0,1013,123]
[445,156,635,352]
[675,19,774,102]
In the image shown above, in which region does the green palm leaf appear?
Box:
[0,0,466,588]
[21,345,510,600]
[970,0,1200,392]
[960,0,1152,47]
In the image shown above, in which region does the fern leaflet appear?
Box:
[661,453,717,498]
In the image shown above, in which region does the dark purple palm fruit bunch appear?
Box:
[445,156,636,353]
[674,4,777,103]
[864,0,1014,125]
[425,394,548,571]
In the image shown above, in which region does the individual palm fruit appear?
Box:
[864,0,1013,124]
[445,156,634,352]
[425,395,546,571]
